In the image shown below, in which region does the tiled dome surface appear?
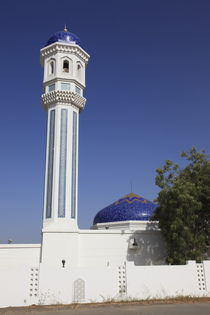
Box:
[45,30,81,47]
[93,193,157,225]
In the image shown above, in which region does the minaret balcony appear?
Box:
[42,90,86,111]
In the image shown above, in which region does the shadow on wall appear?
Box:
[206,247,210,260]
[126,223,167,266]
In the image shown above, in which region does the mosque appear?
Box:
[0,28,209,307]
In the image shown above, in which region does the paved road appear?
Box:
[1,303,210,315]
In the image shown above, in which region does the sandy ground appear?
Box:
[0,298,210,315]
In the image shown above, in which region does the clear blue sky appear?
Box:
[0,0,210,243]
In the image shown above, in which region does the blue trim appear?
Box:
[46,110,55,218]
[58,109,68,218]
[71,111,77,218]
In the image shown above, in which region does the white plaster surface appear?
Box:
[126,260,207,299]
[78,229,166,267]
[0,264,38,307]
[0,244,40,265]
[204,260,210,292]
[37,260,210,305]
[40,228,166,269]
[38,265,119,305]
[0,235,208,307]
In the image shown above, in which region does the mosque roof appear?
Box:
[45,28,81,47]
[93,193,157,225]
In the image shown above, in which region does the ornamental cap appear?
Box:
[45,28,81,47]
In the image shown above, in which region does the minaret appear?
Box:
[40,28,90,232]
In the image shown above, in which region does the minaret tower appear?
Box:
[40,28,90,233]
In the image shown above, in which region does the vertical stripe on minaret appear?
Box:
[58,108,68,218]
[71,111,78,218]
[46,109,55,218]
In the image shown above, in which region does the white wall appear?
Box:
[0,244,41,307]
[0,264,40,307]
[126,260,208,299]
[204,260,210,292]
[41,229,166,269]
[0,240,209,308]
[41,232,79,267]
[38,264,119,305]
[0,244,40,265]
[37,260,210,305]
[79,229,167,267]
[0,244,209,307]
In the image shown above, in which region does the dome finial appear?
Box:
[130,180,133,193]
[64,24,68,32]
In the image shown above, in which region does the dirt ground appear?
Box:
[0,297,210,315]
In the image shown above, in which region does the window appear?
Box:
[75,86,81,95]
[61,82,70,91]
[49,61,54,75]
[48,84,55,92]
[63,60,69,73]
[77,62,83,80]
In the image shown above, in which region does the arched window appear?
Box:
[77,62,82,80]
[49,61,54,75]
[63,60,69,73]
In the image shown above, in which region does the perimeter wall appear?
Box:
[0,259,210,307]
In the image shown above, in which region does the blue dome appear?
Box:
[45,30,81,47]
[93,193,157,225]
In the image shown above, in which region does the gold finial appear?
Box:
[64,24,68,32]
